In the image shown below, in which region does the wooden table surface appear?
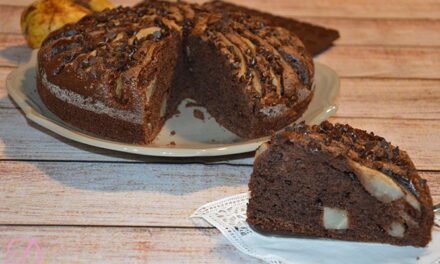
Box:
[0,0,439,263]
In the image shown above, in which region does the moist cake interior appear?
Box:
[247,121,434,247]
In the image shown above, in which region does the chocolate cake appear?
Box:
[37,0,329,143]
[37,3,189,143]
[187,10,314,138]
[247,121,434,247]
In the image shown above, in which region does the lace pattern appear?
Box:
[192,193,285,264]
[192,193,440,264]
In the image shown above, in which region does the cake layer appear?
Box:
[247,121,434,247]
[37,74,147,142]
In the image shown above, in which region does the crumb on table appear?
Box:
[185,101,203,108]
[193,109,205,121]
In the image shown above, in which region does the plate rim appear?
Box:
[6,50,339,157]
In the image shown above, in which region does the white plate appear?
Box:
[6,50,340,157]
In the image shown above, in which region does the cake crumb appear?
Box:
[193,109,205,121]
[185,101,203,108]
[170,130,176,136]
[169,110,181,118]
[169,141,176,147]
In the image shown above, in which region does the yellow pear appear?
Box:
[21,0,114,49]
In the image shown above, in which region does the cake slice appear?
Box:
[203,0,340,56]
[247,121,434,247]
[187,11,315,138]
[37,4,192,143]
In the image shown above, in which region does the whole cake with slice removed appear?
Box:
[247,121,434,247]
[36,0,323,144]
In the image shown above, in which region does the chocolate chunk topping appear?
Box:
[281,51,309,85]
[284,121,422,198]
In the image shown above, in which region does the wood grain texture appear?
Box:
[0,161,250,227]
[0,161,438,227]
[302,18,440,47]
[3,5,440,47]
[0,226,259,263]
[0,6,22,34]
[1,0,440,19]
[205,0,440,19]
[335,78,440,119]
[424,172,440,202]
[0,67,13,108]
[1,109,439,169]
[0,34,29,67]
[315,46,440,79]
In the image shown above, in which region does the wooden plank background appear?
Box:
[0,0,439,263]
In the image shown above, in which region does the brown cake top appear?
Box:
[135,0,197,26]
[39,4,189,109]
[42,3,189,71]
[272,121,430,204]
[192,10,314,108]
[202,0,340,56]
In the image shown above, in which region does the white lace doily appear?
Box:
[192,193,440,264]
